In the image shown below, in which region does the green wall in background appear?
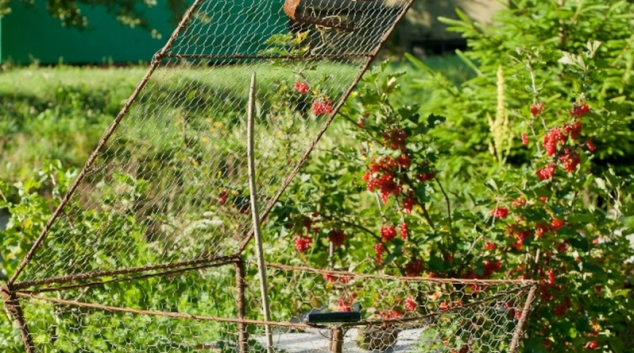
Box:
[1,1,179,64]
[0,0,286,65]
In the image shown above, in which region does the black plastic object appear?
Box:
[306,311,361,324]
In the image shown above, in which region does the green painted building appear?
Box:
[0,1,181,64]
[0,0,286,65]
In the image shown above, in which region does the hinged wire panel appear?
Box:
[10,0,414,288]
[14,266,536,352]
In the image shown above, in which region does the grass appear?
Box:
[0,55,473,182]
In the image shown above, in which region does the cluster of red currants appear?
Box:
[527,102,595,181]
[294,81,333,116]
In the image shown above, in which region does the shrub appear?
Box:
[407,0,634,178]
[269,53,634,351]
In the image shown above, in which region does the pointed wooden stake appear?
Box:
[247,72,274,353]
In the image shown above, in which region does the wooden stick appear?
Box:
[246,72,274,353]
[328,241,335,270]
[330,326,344,353]
[235,258,249,353]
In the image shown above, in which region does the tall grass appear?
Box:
[0,56,472,182]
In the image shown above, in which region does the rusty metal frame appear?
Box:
[8,0,418,291]
[7,0,208,287]
[1,286,36,353]
[165,53,373,60]
[508,284,538,353]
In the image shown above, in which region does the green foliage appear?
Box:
[0,162,239,352]
[269,57,634,352]
[396,5,634,348]
[409,0,634,178]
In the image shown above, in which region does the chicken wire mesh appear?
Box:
[2,0,539,352]
[6,264,536,353]
[9,0,412,287]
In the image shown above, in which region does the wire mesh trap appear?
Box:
[2,0,538,352]
[4,264,536,353]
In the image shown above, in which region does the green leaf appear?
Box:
[484,179,498,191]
[428,253,445,272]
[455,49,482,76]
[583,262,605,273]
[568,237,589,252]
[454,8,474,27]
[414,185,430,203]
[407,112,421,125]
[613,289,630,298]
[437,16,470,28]
[404,53,436,75]
[382,246,402,266]
[426,114,446,128]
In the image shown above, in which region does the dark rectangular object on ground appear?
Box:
[307,312,361,324]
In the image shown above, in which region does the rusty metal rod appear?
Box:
[11,254,239,290]
[17,292,322,329]
[261,262,539,285]
[509,284,538,353]
[18,260,237,295]
[165,53,372,60]
[235,258,249,353]
[1,286,36,353]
